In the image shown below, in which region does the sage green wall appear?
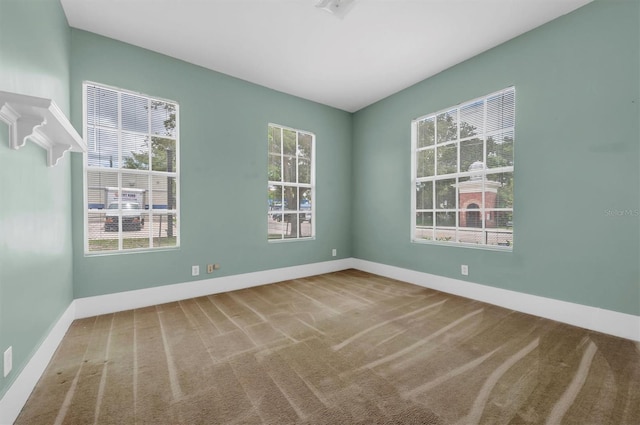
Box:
[352,0,640,316]
[0,0,73,399]
[70,30,353,298]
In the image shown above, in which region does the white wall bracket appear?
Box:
[0,90,85,167]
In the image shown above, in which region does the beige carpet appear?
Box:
[15,270,640,424]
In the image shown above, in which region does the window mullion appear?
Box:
[482,97,488,242]
[295,130,299,185]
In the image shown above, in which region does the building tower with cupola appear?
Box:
[457,161,501,228]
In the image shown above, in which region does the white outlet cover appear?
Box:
[332,249,337,257]
[4,346,12,377]
[192,265,200,276]
[461,265,469,276]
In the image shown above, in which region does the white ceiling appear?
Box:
[60,0,591,112]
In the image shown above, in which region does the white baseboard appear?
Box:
[74,258,353,319]
[0,302,76,425]
[351,259,640,342]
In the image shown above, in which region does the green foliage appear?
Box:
[123,102,176,171]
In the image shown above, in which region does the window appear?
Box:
[412,87,515,249]
[268,124,315,241]
[83,82,179,253]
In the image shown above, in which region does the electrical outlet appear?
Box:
[461,265,469,276]
[4,346,12,377]
[207,264,214,274]
[332,249,337,257]
[192,265,200,276]
[213,264,220,270]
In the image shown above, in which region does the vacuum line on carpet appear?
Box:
[333,299,447,351]
[359,308,484,371]
[457,337,540,425]
[545,339,598,425]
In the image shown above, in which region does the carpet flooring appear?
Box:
[15,270,640,424]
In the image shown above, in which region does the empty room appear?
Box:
[1,0,639,423]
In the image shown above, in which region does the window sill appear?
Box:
[411,238,513,252]
[268,237,316,243]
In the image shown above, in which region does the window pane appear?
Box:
[416,211,433,227]
[85,170,127,249]
[269,125,281,154]
[435,178,456,209]
[87,128,118,168]
[87,127,95,152]
[415,212,433,241]
[121,93,148,133]
[434,227,454,241]
[87,170,118,210]
[122,236,150,250]
[487,172,513,208]
[282,186,297,211]
[486,130,514,169]
[456,225,484,244]
[151,101,176,137]
[437,144,457,175]
[298,158,311,184]
[487,90,515,132]
[416,181,433,210]
[299,187,312,210]
[485,225,513,247]
[87,85,117,128]
[151,213,178,247]
[492,211,513,230]
[459,203,482,228]
[417,117,435,148]
[161,176,178,211]
[122,132,149,170]
[459,101,483,138]
[121,172,148,199]
[268,153,281,182]
[150,138,177,172]
[283,129,296,156]
[87,211,118,252]
[268,184,284,212]
[283,154,297,183]
[458,176,485,210]
[298,132,312,184]
[283,214,301,239]
[436,212,455,227]
[436,109,457,143]
[460,138,483,174]
[298,214,312,238]
[268,212,285,240]
[416,148,435,178]
[150,175,172,209]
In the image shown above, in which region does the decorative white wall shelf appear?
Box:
[0,90,85,167]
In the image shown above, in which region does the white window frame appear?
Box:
[411,87,515,250]
[268,123,316,242]
[83,82,180,254]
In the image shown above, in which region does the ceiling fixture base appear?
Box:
[315,0,356,18]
